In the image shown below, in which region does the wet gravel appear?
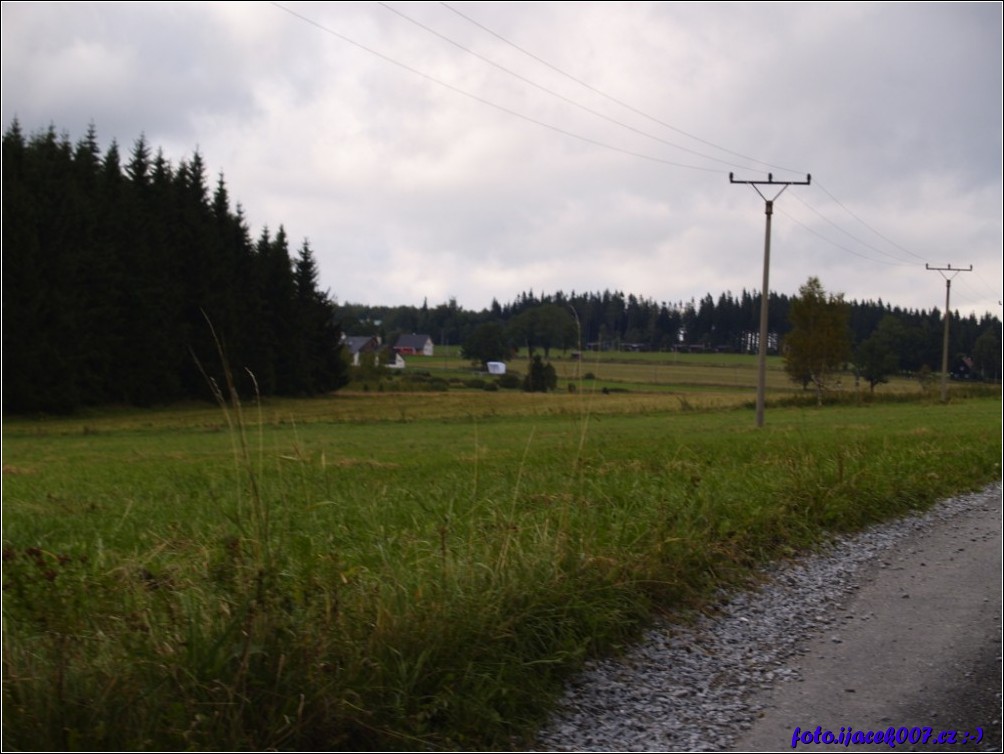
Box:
[532,484,1002,752]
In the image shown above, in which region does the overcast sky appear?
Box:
[3,2,1001,318]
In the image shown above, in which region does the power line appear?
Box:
[776,206,911,267]
[270,2,721,173]
[813,179,929,263]
[379,1,755,171]
[440,0,805,177]
[953,274,1000,314]
[787,190,925,266]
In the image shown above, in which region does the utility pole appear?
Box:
[730,172,811,427]
[925,263,972,403]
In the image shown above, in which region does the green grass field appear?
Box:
[2,360,1000,750]
[380,347,940,396]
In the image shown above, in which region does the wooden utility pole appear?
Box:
[925,263,972,402]
[730,172,811,427]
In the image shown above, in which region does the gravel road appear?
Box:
[532,483,1002,752]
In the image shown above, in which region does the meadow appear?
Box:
[2,354,1000,750]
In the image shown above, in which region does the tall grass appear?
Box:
[2,391,1001,750]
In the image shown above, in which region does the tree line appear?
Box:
[343,288,1001,380]
[2,121,349,414]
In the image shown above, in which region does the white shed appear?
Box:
[486,361,507,375]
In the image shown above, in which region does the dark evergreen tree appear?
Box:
[4,126,83,412]
[2,121,353,412]
[971,326,1002,382]
[523,354,557,393]
[293,240,349,394]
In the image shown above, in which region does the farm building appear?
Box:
[344,335,381,366]
[344,336,406,369]
[394,334,434,356]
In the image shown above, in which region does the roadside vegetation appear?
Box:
[3,358,1000,750]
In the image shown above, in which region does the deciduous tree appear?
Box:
[783,277,851,405]
[461,323,512,369]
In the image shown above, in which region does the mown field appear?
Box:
[2,354,1000,751]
